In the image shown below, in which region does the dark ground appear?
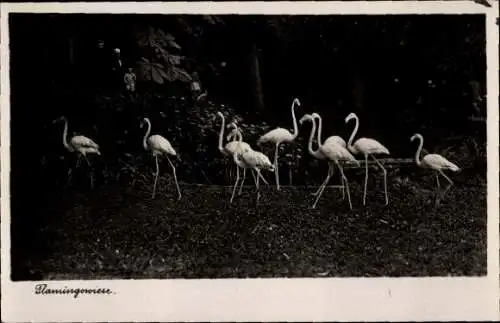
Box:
[11,168,486,281]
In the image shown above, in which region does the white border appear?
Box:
[1,2,499,322]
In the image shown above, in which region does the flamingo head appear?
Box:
[214,111,224,122]
[410,133,422,142]
[140,117,150,128]
[293,98,301,107]
[226,121,237,129]
[345,112,357,123]
[311,112,320,120]
[299,114,313,125]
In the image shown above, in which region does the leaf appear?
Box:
[167,39,181,51]
[151,67,164,84]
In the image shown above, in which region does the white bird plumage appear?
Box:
[223,120,270,201]
[345,112,390,205]
[411,133,460,206]
[257,98,301,191]
[310,112,347,198]
[233,140,275,204]
[54,116,100,188]
[300,114,358,209]
[312,112,347,148]
[142,117,182,200]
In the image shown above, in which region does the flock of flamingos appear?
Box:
[53,98,460,209]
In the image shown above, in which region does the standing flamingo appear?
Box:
[345,112,390,206]
[141,117,181,200]
[411,133,460,206]
[257,98,301,191]
[216,112,252,187]
[53,116,100,188]
[300,114,358,209]
[226,121,270,195]
[232,143,275,204]
[311,112,347,198]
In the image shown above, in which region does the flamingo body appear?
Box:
[54,116,100,188]
[300,113,357,208]
[257,127,295,145]
[147,134,177,157]
[323,136,347,149]
[345,112,390,205]
[411,133,460,206]
[257,98,301,190]
[69,135,101,155]
[142,118,181,200]
[349,137,389,156]
[420,154,460,172]
[233,148,275,204]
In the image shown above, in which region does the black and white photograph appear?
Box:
[1,1,499,322]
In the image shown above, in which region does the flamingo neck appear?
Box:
[143,119,151,151]
[218,114,225,152]
[414,135,423,166]
[233,151,244,167]
[307,118,319,156]
[62,117,70,150]
[236,130,243,142]
[316,115,323,147]
[290,100,299,139]
[347,115,359,150]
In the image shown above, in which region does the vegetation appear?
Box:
[9,14,487,280]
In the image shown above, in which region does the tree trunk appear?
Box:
[249,41,265,112]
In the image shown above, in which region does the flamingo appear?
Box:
[311,112,347,198]
[53,116,100,188]
[232,142,275,204]
[216,112,252,187]
[411,133,460,206]
[257,98,301,191]
[300,114,358,209]
[226,121,270,195]
[345,112,390,206]
[141,117,181,200]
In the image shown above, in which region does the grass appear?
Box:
[11,170,486,280]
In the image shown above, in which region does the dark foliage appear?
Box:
[9,13,487,279]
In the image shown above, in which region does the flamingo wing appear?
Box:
[324,136,347,148]
[225,141,251,155]
[422,153,460,171]
[258,127,293,144]
[148,134,177,156]
[320,142,357,163]
[354,138,390,155]
[71,135,99,150]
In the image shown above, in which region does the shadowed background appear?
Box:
[8,13,487,280]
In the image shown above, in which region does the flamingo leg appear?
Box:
[371,155,388,205]
[256,169,261,205]
[336,161,352,209]
[258,171,270,186]
[339,166,345,200]
[312,164,334,209]
[67,155,81,186]
[312,164,331,196]
[434,172,441,206]
[363,154,369,206]
[274,143,280,191]
[238,167,246,195]
[166,155,182,200]
[230,165,240,203]
[152,155,159,199]
[82,154,94,189]
[438,170,453,204]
